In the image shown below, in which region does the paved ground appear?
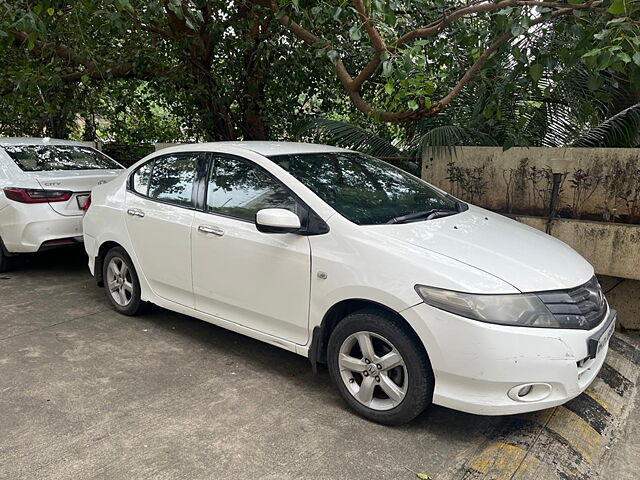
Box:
[1,249,638,480]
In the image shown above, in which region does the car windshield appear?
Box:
[269,152,460,225]
[3,145,122,171]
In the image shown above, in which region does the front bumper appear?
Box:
[402,302,614,415]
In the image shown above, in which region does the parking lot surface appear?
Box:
[1,249,639,480]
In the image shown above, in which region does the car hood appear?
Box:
[367,206,593,293]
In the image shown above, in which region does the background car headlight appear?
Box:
[414,285,560,328]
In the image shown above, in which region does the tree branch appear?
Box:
[10,30,153,82]
[272,0,604,123]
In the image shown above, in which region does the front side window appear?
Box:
[4,145,122,171]
[270,152,458,225]
[206,156,298,221]
[136,154,199,207]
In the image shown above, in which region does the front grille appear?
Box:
[536,276,607,330]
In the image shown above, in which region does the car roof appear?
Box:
[0,137,91,147]
[166,141,352,157]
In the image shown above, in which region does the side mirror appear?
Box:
[255,208,301,234]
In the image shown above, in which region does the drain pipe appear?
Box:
[546,173,564,235]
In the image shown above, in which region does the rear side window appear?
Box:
[132,154,200,208]
[206,155,298,221]
[4,145,122,171]
[132,163,153,195]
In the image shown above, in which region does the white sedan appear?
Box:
[0,138,123,271]
[83,142,615,425]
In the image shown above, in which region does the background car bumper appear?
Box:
[402,302,612,415]
[0,203,83,253]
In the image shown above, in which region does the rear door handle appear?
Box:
[198,225,224,236]
[127,208,145,218]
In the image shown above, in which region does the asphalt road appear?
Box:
[1,248,638,480]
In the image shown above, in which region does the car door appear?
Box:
[125,152,206,308]
[191,154,311,345]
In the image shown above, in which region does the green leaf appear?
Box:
[47,7,55,16]
[382,60,393,77]
[511,25,526,36]
[348,25,361,41]
[326,50,340,65]
[597,51,612,70]
[582,48,601,58]
[529,63,544,82]
[408,99,419,110]
[117,0,135,13]
[384,82,393,95]
[593,30,609,40]
[633,52,640,66]
[618,52,632,63]
[81,75,90,84]
[608,0,626,15]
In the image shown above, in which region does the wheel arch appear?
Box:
[94,240,126,287]
[309,298,426,372]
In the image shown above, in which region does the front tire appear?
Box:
[327,308,434,425]
[102,247,144,315]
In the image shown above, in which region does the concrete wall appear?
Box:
[154,143,181,152]
[422,147,640,221]
[514,216,640,281]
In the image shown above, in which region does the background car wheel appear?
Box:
[327,308,434,425]
[102,247,144,316]
[0,242,11,273]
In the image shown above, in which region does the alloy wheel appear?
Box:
[106,256,134,307]
[338,331,408,411]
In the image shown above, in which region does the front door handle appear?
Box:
[127,208,145,218]
[198,225,224,236]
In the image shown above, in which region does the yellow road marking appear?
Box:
[468,442,540,480]
[546,407,602,463]
[585,390,611,414]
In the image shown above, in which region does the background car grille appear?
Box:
[536,276,607,330]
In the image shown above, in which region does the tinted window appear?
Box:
[146,155,199,207]
[270,152,457,225]
[4,145,122,171]
[207,156,297,221]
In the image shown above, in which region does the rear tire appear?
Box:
[327,308,434,425]
[102,247,144,315]
[0,241,11,273]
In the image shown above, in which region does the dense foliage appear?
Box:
[0,0,638,150]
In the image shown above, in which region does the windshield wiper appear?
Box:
[386,208,458,224]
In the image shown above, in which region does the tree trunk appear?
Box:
[239,20,269,141]
[49,86,76,138]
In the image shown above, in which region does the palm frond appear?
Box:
[571,102,640,148]
[405,125,498,158]
[293,118,401,157]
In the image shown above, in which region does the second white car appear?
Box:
[0,137,123,271]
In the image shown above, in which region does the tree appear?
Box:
[0,0,637,144]
[0,0,336,140]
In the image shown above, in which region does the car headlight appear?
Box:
[414,285,560,328]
